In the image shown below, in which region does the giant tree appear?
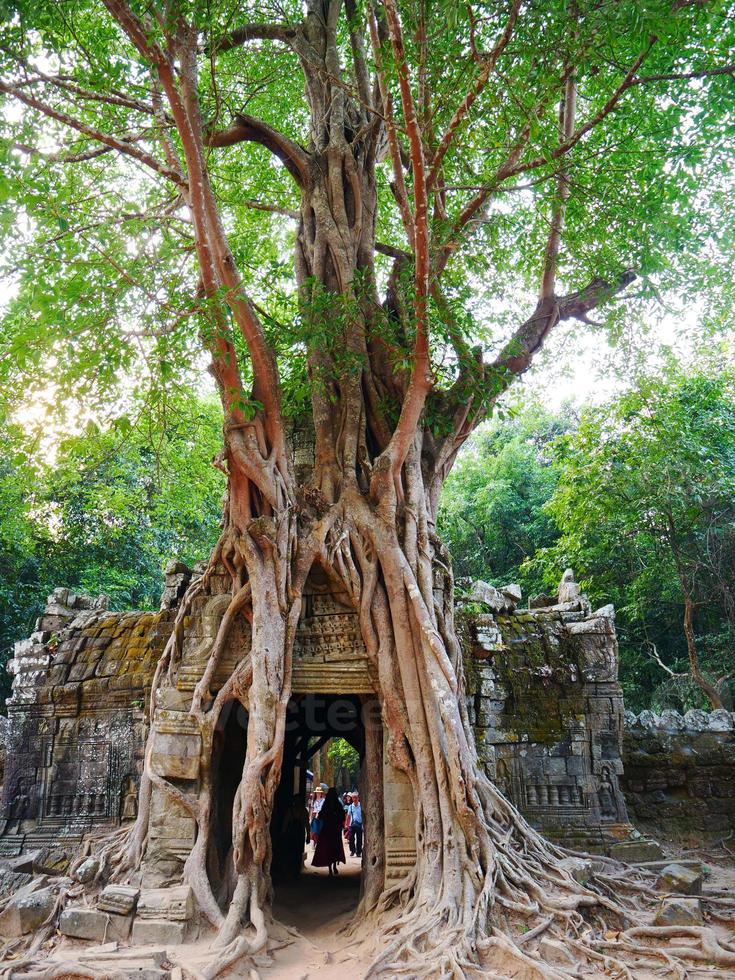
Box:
[2,1,735,976]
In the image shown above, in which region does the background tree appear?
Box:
[0,395,224,702]
[327,736,361,788]
[540,360,735,711]
[438,400,570,590]
[2,1,735,976]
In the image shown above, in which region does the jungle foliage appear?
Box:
[0,394,224,702]
[438,360,735,712]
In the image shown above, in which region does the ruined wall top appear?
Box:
[624,708,735,734]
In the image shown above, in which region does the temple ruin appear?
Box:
[0,552,663,946]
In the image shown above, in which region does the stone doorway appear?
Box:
[270,694,365,883]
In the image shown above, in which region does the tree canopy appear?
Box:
[1,0,734,450]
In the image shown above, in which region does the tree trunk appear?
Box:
[682,591,724,711]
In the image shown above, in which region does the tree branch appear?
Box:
[208,22,296,55]
[632,63,735,87]
[345,0,373,113]
[502,40,656,182]
[540,68,577,300]
[377,0,433,482]
[438,42,655,273]
[204,112,309,185]
[0,80,184,186]
[0,50,158,115]
[498,269,637,378]
[427,0,521,189]
[11,140,114,164]
[426,268,637,511]
[243,199,299,220]
[367,6,415,247]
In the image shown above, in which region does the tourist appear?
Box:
[312,787,346,876]
[309,784,325,844]
[347,790,363,857]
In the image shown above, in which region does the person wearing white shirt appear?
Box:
[347,791,363,857]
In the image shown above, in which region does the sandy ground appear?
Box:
[258,842,373,979]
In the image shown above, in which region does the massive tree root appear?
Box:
[9,476,727,980]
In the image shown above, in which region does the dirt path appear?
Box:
[257,843,373,979]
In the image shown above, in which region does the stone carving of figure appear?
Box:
[496,760,512,802]
[597,767,618,820]
[121,777,138,821]
[10,787,28,833]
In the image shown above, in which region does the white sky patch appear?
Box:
[519,302,705,411]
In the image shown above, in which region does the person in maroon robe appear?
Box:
[311,787,346,876]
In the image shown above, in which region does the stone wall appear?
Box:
[0,582,178,861]
[462,573,650,858]
[0,566,650,869]
[622,709,735,838]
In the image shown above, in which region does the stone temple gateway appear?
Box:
[0,556,653,946]
[2,427,671,943]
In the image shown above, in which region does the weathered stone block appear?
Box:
[609,838,664,863]
[59,907,110,942]
[654,898,703,927]
[98,884,140,916]
[137,885,194,922]
[150,731,201,780]
[466,581,509,613]
[0,886,56,938]
[538,937,575,966]
[500,583,522,605]
[132,918,187,945]
[656,863,703,896]
[73,856,101,884]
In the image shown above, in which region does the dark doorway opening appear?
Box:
[211,694,380,930]
[211,700,248,888]
[270,694,368,930]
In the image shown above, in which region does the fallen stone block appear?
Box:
[59,907,109,942]
[500,583,522,605]
[529,593,555,609]
[73,856,101,884]
[0,868,33,900]
[538,937,576,966]
[654,898,703,927]
[132,918,187,945]
[558,856,594,884]
[465,580,512,613]
[137,884,194,922]
[98,884,140,916]
[609,838,664,863]
[0,886,56,938]
[656,863,703,896]
[3,850,41,875]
